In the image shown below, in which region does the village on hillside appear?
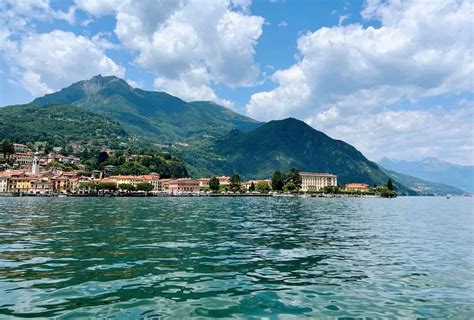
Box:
[0,142,392,197]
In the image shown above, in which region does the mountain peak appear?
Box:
[81,74,132,93]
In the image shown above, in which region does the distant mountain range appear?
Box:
[380,168,466,196]
[1,74,454,195]
[379,157,474,193]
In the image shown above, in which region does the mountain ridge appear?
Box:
[33,74,261,142]
[379,157,474,192]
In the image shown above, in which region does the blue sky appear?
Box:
[0,0,473,165]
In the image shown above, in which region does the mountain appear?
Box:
[177,118,413,193]
[381,168,466,196]
[33,75,261,142]
[0,104,128,146]
[0,75,423,193]
[379,157,474,192]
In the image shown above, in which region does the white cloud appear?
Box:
[74,0,121,16]
[338,14,350,26]
[246,0,474,164]
[154,67,235,109]
[306,101,474,165]
[278,20,288,28]
[4,30,125,96]
[1,0,75,24]
[76,0,264,105]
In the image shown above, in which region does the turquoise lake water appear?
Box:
[0,197,473,318]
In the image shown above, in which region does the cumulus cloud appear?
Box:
[246,0,474,163]
[76,0,264,105]
[306,101,474,165]
[1,0,76,26]
[4,30,125,96]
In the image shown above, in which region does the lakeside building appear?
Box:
[0,176,8,193]
[344,183,369,191]
[242,180,271,190]
[102,173,161,191]
[300,172,337,192]
[218,176,231,186]
[197,178,210,189]
[168,178,200,193]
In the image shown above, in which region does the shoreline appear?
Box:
[0,192,388,198]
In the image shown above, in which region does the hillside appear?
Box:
[33,75,261,142]
[379,157,474,192]
[0,103,128,146]
[178,118,413,193]
[381,168,466,196]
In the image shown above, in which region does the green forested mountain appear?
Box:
[0,103,128,146]
[177,118,414,193]
[33,75,261,142]
[201,118,396,185]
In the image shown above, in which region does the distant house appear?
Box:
[300,172,337,191]
[13,153,33,165]
[344,183,369,191]
[13,143,29,153]
[242,180,271,190]
[0,176,8,193]
[167,178,200,193]
[217,176,231,186]
[197,178,210,189]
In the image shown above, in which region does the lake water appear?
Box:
[0,197,473,318]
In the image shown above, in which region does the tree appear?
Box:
[387,178,394,191]
[284,181,296,192]
[229,174,241,192]
[97,182,117,191]
[98,151,109,164]
[118,183,135,192]
[285,168,302,189]
[209,176,220,192]
[0,141,14,158]
[136,182,154,193]
[248,182,256,192]
[256,181,271,193]
[271,170,284,191]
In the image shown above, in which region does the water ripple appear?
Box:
[0,197,473,318]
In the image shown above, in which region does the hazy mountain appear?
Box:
[381,168,466,196]
[33,74,261,142]
[379,157,474,192]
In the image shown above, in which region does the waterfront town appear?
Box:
[0,142,376,196]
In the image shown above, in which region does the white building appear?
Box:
[300,172,337,192]
[31,153,40,175]
[0,176,8,193]
[13,143,29,153]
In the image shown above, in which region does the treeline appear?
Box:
[82,149,188,179]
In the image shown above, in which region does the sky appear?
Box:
[0,0,473,165]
